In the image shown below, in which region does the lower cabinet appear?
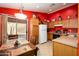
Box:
[47,32,53,41]
[53,41,77,56]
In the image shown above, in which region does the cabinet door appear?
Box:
[63,45,73,56]
[32,25,39,37]
[30,18,39,25]
[30,25,39,44]
[64,45,77,56]
[69,19,78,28]
[63,20,69,28]
[47,33,52,41]
[53,41,77,56]
[73,19,78,28]
[72,47,77,56]
[69,19,73,28]
[30,17,39,44]
[53,42,65,56]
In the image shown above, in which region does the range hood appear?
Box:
[54,24,63,26]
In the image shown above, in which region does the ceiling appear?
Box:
[0,3,75,13]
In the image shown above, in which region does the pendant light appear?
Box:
[15,4,27,20]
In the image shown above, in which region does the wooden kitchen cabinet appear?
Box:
[63,44,77,56]
[30,17,39,45]
[73,19,78,28]
[53,41,65,56]
[47,32,53,41]
[69,19,78,28]
[62,20,69,28]
[63,19,78,28]
[69,19,74,28]
[53,41,77,56]
[30,18,39,25]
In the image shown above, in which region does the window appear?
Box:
[7,18,27,40]
[17,23,26,39]
[7,22,16,35]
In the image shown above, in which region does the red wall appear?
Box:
[48,4,78,21]
[0,7,49,22]
[0,7,48,20]
[0,4,78,40]
[48,4,78,33]
[48,4,78,55]
[0,7,48,40]
[0,4,78,39]
[0,4,78,55]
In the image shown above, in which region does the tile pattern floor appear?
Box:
[37,41,53,56]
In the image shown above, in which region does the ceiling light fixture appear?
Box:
[14,3,27,20]
[63,3,66,5]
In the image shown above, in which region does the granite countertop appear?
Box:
[0,39,36,56]
[52,35,78,48]
[0,39,30,50]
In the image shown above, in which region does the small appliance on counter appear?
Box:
[14,40,20,48]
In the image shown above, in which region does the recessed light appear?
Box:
[36,5,40,8]
[63,3,66,5]
[49,9,52,11]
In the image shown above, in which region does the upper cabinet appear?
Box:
[69,19,74,28]
[47,18,78,29]
[63,19,78,28]
[30,15,39,45]
[30,18,39,25]
[70,19,78,28]
[62,20,69,28]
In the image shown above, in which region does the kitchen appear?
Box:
[0,3,78,56]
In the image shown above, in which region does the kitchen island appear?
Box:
[52,35,78,56]
[0,40,37,56]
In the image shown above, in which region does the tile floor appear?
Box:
[37,41,53,56]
